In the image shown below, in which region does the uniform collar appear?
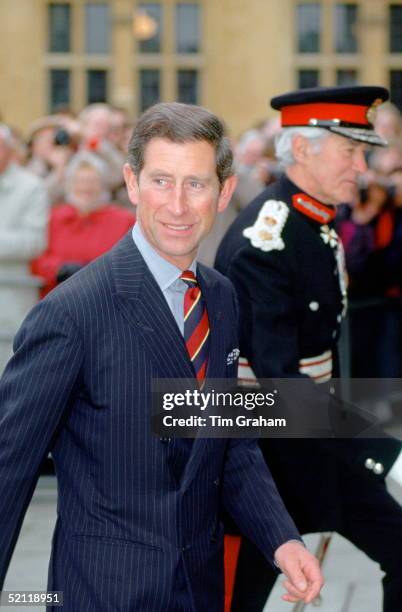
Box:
[292,193,336,224]
[280,174,336,224]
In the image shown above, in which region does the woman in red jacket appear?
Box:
[31,151,135,296]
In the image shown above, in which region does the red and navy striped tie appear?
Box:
[180,270,210,382]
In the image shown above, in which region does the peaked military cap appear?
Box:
[271,85,389,146]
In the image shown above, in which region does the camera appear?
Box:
[54,128,71,146]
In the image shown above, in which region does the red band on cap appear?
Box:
[281,103,369,126]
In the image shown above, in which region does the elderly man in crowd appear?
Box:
[78,103,126,193]
[216,86,402,612]
[25,116,75,206]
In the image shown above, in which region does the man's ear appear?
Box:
[217,174,238,213]
[291,134,310,165]
[123,163,140,206]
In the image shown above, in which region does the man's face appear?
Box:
[124,138,236,269]
[299,132,368,205]
[82,109,111,142]
[31,128,56,160]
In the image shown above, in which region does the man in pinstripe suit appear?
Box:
[0,103,322,611]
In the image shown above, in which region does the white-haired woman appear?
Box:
[31,151,134,296]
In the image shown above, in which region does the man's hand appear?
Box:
[274,540,324,604]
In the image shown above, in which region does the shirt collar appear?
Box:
[132,222,197,292]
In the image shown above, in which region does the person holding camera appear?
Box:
[26,116,76,206]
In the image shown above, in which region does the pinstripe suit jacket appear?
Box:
[0,232,299,611]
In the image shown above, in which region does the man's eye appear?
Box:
[154,178,168,186]
[190,181,203,189]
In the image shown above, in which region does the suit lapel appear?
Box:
[110,235,227,491]
[111,233,194,379]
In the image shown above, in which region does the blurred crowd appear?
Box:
[1,101,402,385]
[0,104,135,294]
[336,103,402,386]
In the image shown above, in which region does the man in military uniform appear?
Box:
[215,86,402,612]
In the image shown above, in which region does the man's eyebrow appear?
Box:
[147,170,213,182]
[148,169,174,177]
[186,174,213,183]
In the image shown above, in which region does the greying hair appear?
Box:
[64,151,108,185]
[275,127,329,168]
[64,151,110,204]
[236,129,265,153]
[127,102,234,186]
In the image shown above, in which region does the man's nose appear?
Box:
[168,185,188,215]
[353,148,368,174]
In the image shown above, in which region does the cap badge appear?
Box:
[366,98,383,125]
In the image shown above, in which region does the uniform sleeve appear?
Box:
[0,298,83,586]
[228,245,300,377]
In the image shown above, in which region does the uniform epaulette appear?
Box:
[243,199,289,252]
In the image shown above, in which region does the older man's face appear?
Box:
[82,109,111,142]
[301,132,368,205]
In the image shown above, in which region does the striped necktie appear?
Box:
[180,270,210,381]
